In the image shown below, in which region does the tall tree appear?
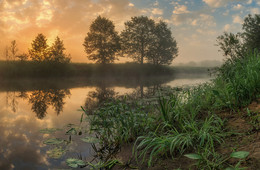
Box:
[217,14,260,60]
[147,21,178,65]
[242,14,260,52]
[83,16,121,64]
[216,32,245,60]
[121,16,155,64]
[29,33,49,62]
[50,36,71,63]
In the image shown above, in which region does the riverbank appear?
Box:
[0,60,210,78]
[78,52,260,169]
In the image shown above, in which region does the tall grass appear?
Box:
[133,52,260,167]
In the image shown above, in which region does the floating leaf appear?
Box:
[47,147,66,159]
[184,153,202,160]
[43,138,64,145]
[230,151,249,159]
[39,128,61,134]
[66,158,86,168]
[66,128,77,135]
[81,137,100,143]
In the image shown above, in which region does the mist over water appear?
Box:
[0,74,211,169]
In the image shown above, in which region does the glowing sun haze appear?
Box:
[0,0,259,64]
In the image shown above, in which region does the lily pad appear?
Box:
[39,128,61,134]
[66,128,77,135]
[47,147,66,159]
[66,158,86,168]
[43,138,64,145]
[81,137,100,143]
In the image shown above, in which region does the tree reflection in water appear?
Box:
[5,89,71,119]
[29,89,71,119]
[84,86,116,114]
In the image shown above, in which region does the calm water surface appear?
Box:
[0,75,211,169]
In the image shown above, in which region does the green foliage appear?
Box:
[242,14,260,51]
[185,150,249,169]
[216,32,245,60]
[46,147,66,159]
[121,16,178,65]
[88,99,154,145]
[66,158,86,168]
[81,137,100,143]
[43,138,64,145]
[83,16,121,64]
[121,16,155,64]
[147,21,178,65]
[217,14,260,61]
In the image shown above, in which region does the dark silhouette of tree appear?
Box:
[83,16,121,64]
[10,40,18,60]
[16,53,29,61]
[4,46,10,61]
[216,32,245,60]
[29,33,49,62]
[121,16,155,64]
[49,36,71,63]
[147,21,178,65]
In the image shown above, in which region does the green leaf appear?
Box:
[212,90,220,96]
[46,147,66,159]
[43,138,64,145]
[66,158,86,168]
[184,153,202,160]
[66,128,77,135]
[81,136,100,143]
[230,151,249,159]
[39,128,61,134]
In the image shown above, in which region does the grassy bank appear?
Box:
[0,60,210,79]
[70,52,260,169]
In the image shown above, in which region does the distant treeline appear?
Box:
[3,15,178,66]
[0,61,212,79]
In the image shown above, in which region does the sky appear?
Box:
[0,0,259,64]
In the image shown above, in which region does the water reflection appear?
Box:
[5,89,71,119]
[0,75,211,169]
[29,89,71,119]
[85,86,116,114]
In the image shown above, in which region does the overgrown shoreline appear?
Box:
[77,52,259,169]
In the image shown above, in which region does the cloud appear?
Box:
[233,4,243,10]
[250,8,260,15]
[247,0,253,4]
[152,8,163,15]
[172,5,189,14]
[202,0,232,8]
[224,24,231,31]
[128,3,134,7]
[233,15,243,24]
